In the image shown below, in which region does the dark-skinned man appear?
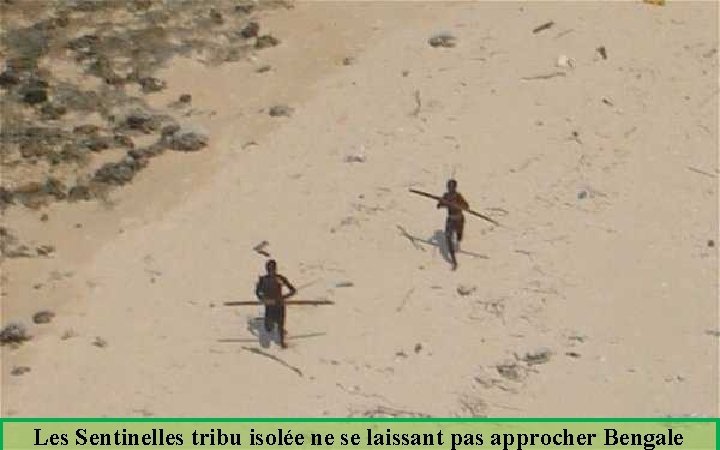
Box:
[437,179,469,271]
[255,259,296,348]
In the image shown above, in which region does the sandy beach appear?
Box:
[1,1,718,418]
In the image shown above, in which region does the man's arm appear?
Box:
[437,193,449,209]
[457,193,469,210]
[280,275,297,300]
[255,277,265,302]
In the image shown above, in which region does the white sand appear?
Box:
[1,2,718,417]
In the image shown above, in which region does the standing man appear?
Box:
[437,179,469,270]
[255,259,296,348]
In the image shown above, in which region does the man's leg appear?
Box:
[278,306,287,348]
[264,307,273,332]
[445,219,458,270]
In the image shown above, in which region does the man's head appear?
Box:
[447,179,458,193]
[266,259,277,274]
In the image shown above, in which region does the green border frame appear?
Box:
[1,418,717,449]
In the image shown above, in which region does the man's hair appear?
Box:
[447,179,457,188]
[266,259,277,271]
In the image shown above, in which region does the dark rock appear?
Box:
[256,35,280,49]
[0,70,21,87]
[126,150,150,168]
[32,310,55,324]
[94,159,141,185]
[44,177,66,199]
[0,188,15,207]
[67,185,92,202]
[428,33,457,48]
[89,56,121,84]
[209,8,224,24]
[0,323,30,345]
[40,103,67,120]
[84,135,113,152]
[167,130,208,152]
[708,240,715,248]
[241,22,260,38]
[113,134,134,148]
[521,348,552,366]
[235,2,255,14]
[496,362,525,381]
[342,56,355,66]
[73,124,100,135]
[456,284,476,296]
[335,281,354,288]
[596,46,607,60]
[161,124,181,138]
[74,0,106,12]
[256,65,272,73]
[11,366,31,376]
[269,104,293,117]
[13,182,49,208]
[60,144,89,163]
[130,0,152,11]
[23,88,48,104]
[179,94,192,103]
[36,245,55,256]
[139,77,166,93]
[92,336,108,348]
[124,110,160,133]
[66,34,100,52]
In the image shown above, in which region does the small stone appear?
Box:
[61,329,77,340]
[167,130,208,152]
[596,46,607,60]
[402,70,409,77]
[35,245,55,257]
[256,35,280,49]
[456,284,476,296]
[342,56,355,66]
[522,348,552,366]
[241,22,260,38]
[11,366,31,376]
[40,103,67,120]
[269,104,293,117]
[94,160,140,185]
[68,185,92,202]
[32,310,55,324]
[23,88,48,104]
[0,323,30,345]
[0,70,21,87]
[428,33,457,48]
[138,77,166,93]
[209,8,224,24]
[92,336,107,348]
[335,281,354,288]
[179,94,192,103]
[40,214,49,222]
[344,154,366,163]
[577,190,588,199]
[256,65,272,73]
[707,240,715,248]
[565,351,581,358]
[414,343,422,353]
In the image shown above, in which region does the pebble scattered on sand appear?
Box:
[32,311,55,324]
[428,33,457,48]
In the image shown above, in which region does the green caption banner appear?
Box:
[2,421,717,450]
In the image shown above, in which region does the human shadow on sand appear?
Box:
[216,316,325,347]
[396,225,488,268]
